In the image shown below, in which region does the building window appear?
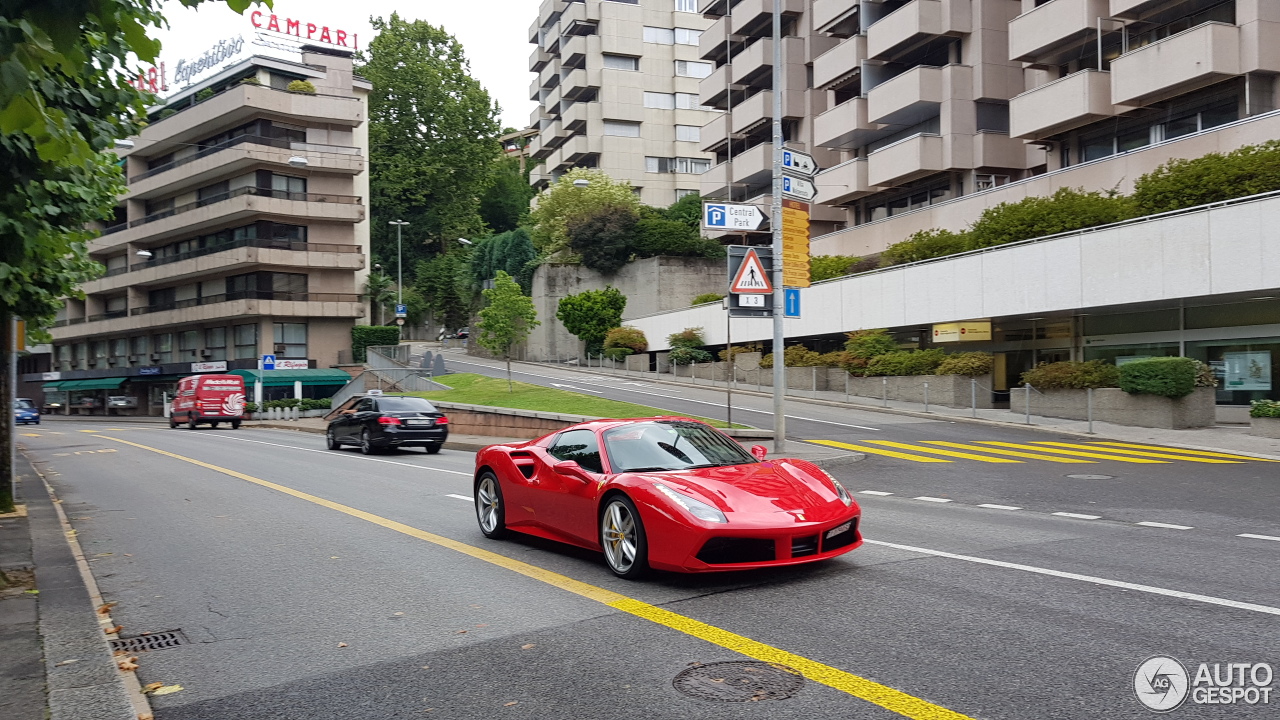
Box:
[130,336,148,358]
[205,327,227,361]
[273,322,307,358]
[55,344,71,370]
[234,323,258,360]
[178,330,199,360]
[153,333,173,364]
[675,0,697,12]
[643,92,675,109]
[675,92,701,109]
[271,173,306,198]
[675,60,712,78]
[675,124,700,143]
[109,338,128,362]
[675,28,702,45]
[974,174,1010,191]
[646,156,711,174]
[644,27,674,44]
[603,120,642,137]
[72,343,86,370]
[862,179,953,223]
[675,188,698,200]
[602,54,640,71]
[196,180,230,207]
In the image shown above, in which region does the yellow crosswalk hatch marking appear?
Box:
[864,440,1022,463]
[921,441,1096,463]
[1028,442,1242,464]
[1088,442,1280,462]
[974,442,1170,463]
[807,439,952,463]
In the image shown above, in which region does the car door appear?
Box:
[537,429,607,546]
[343,397,376,441]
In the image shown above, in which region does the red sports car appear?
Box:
[472,417,862,579]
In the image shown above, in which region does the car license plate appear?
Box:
[825,522,851,539]
[404,418,431,426]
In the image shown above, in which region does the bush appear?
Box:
[866,349,947,376]
[882,228,971,265]
[668,346,712,365]
[566,202,639,274]
[844,329,898,360]
[810,255,862,282]
[1131,140,1280,215]
[966,187,1134,249]
[244,401,258,413]
[302,398,333,411]
[1193,360,1218,388]
[1020,360,1119,389]
[602,347,633,362]
[718,345,759,362]
[633,218,724,259]
[195,88,214,102]
[1250,399,1280,418]
[287,79,317,94]
[667,327,705,349]
[691,293,724,306]
[159,107,177,119]
[1118,357,1198,398]
[604,326,648,353]
[239,76,261,85]
[759,345,826,369]
[558,287,627,354]
[351,325,402,363]
[935,352,994,377]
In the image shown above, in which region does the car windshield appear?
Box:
[15,399,35,409]
[377,397,437,412]
[602,421,756,472]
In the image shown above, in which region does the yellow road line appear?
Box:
[1027,442,1243,464]
[1087,442,1280,463]
[863,441,1021,463]
[974,442,1170,463]
[920,442,1096,463]
[99,434,975,720]
[807,439,952,463]
[21,433,41,437]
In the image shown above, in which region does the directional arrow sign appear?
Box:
[703,202,768,231]
[782,148,819,176]
[781,174,817,202]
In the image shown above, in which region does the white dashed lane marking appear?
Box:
[1136,521,1194,530]
[977,504,1022,510]
[859,490,894,496]
[913,496,952,503]
[1052,512,1102,520]
[445,494,474,502]
[1237,533,1280,542]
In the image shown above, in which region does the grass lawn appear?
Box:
[412,373,742,428]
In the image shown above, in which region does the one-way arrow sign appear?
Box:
[782,148,819,176]
[781,175,817,202]
[703,202,769,231]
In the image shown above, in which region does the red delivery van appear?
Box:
[170,374,246,429]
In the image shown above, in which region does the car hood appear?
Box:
[640,459,849,519]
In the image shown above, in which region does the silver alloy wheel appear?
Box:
[361,430,371,453]
[602,500,638,574]
[477,476,500,533]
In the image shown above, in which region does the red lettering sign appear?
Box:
[251,14,356,49]
[319,26,331,44]
[267,14,279,32]
[306,23,316,39]
[286,18,300,36]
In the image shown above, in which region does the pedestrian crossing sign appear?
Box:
[729,248,772,293]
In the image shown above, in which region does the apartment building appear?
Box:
[527,0,722,206]
[35,48,370,415]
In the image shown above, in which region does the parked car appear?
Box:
[471,417,862,579]
[325,394,449,454]
[169,374,245,429]
[14,398,40,425]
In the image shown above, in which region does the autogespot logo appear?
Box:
[1135,656,1275,712]
[1135,656,1190,712]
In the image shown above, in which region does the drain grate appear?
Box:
[1065,474,1116,480]
[673,661,804,702]
[109,630,187,653]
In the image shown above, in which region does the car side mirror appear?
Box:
[750,445,768,461]
[553,460,591,480]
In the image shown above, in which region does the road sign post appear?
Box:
[726,247,773,318]
[784,288,801,318]
[260,354,276,371]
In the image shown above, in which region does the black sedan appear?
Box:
[325,394,449,454]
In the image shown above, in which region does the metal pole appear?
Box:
[811,367,817,399]
[844,371,849,403]
[1024,382,1032,425]
[770,0,786,455]
[1087,387,1094,434]
[923,381,930,413]
[971,378,977,418]
[725,301,732,429]
[397,223,403,305]
[882,376,887,407]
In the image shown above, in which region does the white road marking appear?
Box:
[195,433,473,476]
[913,496,952,503]
[864,539,1280,617]
[859,490,894,496]
[1136,521,1194,530]
[1238,533,1280,542]
[445,494,474,501]
[977,504,1022,510]
[1052,512,1101,520]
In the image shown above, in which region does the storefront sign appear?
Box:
[138,366,163,376]
[42,371,61,381]
[191,361,228,373]
[274,359,310,370]
[126,63,168,94]
[250,11,359,49]
[173,35,246,87]
[1224,351,1271,391]
[933,321,993,343]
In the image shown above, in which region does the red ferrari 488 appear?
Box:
[472,417,862,579]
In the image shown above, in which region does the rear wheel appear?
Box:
[359,429,376,455]
[169,415,177,429]
[425,444,442,454]
[187,414,197,430]
[230,420,241,430]
[601,496,649,580]
[475,473,507,539]
[210,422,220,429]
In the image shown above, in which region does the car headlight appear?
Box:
[653,482,727,523]
[818,469,853,507]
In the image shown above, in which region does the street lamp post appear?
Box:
[388,220,409,306]
[373,263,384,325]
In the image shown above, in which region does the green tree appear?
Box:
[0,0,269,513]
[529,168,642,254]
[479,155,535,233]
[557,287,627,355]
[477,271,539,391]
[414,253,470,330]
[566,202,639,274]
[466,228,539,294]
[810,255,861,282]
[664,192,702,230]
[364,271,396,326]
[357,13,501,273]
[965,187,1133,249]
[633,218,723,259]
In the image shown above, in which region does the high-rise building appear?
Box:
[38,48,371,415]
[527,0,721,205]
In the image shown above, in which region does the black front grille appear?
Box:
[791,534,819,558]
[821,518,859,552]
[697,537,776,565]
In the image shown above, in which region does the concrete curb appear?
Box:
[20,454,147,720]
[244,423,508,453]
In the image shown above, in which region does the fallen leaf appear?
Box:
[142,683,163,693]
[455,630,467,634]
[97,602,118,614]
[150,685,183,696]
[337,642,348,648]
[54,659,80,667]
[504,702,518,707]
[117,656,139,671]
[521,644,535,650]
[124,554,132,557]
[104,625,123,635]
[95,552,113,557]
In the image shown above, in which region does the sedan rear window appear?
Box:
[377,396,437,412]
[603,421,755,472]
[15,399,36,409]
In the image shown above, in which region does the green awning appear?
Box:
[60,377,127,391]
[42,381,67,391]
[229,369,353,387]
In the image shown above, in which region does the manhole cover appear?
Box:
[109,630,187,653]
[1065,474,1116,480]
[673,661,804,702]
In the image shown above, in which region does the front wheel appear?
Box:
[230,420,240,430]
[475,473,507,539]
[600,496,649,580]
[359,429,376,455]
[210,422,219,429]
[169,415,177,429]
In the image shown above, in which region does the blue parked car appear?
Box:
[14,398,40,425]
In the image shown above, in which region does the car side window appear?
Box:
[355,398,374,412]
[549,429,604,474]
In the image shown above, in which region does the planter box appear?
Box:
[1008,387,1215,429]
[1249,416,1280,439]
[845,374,994,409]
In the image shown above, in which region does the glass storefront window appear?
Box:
[1083,343,1180,366]
[1185,338,1280,405]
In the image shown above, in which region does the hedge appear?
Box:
[668,346,712,365]
[1250,399,1280,418]
[866,348,947,377]
[667,327,705,349]
[604,326,648,353]
[1117,357,1198,399]
[1130,140,1280,215]
[351,325,401,363]
[934,352,993,377]
[287,79,316,94]
[1021,360,1120,389]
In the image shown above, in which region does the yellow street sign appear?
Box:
[781,199,810,288]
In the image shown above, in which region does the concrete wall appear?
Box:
[1008,387,1216,429]
[431,401,593,440]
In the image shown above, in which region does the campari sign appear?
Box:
[250,10,360,50]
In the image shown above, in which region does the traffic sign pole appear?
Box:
[770,0,785,456]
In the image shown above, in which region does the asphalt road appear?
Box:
[16,415,1279,720]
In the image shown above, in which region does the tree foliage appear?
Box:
[479,155,535,233]
[664,192,702,230]
[1130,140,1280,214]
[566,202,639,275]
[468,228,539,293]
[357,13,501,272]
[529,168,641,254]
[477,271,539,390]
[557,287,626,354]
[633,218,724,259]
[810,255,861,282]
[363,271,396,324]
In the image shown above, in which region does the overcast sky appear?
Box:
[150,0,537,129]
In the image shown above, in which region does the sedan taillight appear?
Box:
[435,416,449,425]
[377,416,401,425]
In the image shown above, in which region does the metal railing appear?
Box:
[129,135,361,182]
[128,291,362,316]
[124,238,361,274]
[124,186,362,230]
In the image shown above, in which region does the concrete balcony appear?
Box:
[133,85,362,150]
[1109,0,1164,19]
[866,133,944,186]
[699,62,731,108]
[561,67,602,100]
[813,0,860,35]
[700,111,734,152]
[529,47,551,73]
[1009,0,1110,63]
[972,132,1025,169]
[562,33,590,68]
[699,18,732,61]
[125,139,362,200]
[529,133,553,160]
[699,160,731,199]
[731,37,805,88]
[1111,22,1241,106]
[530,75,541,101]
[83,242,365,295]
[867,0,968,61]
[50,295,365,342]
[539,59,561,89]
[814,97,883,149]
[816,158,872,205]
[560,134,602,166]
[558,0,599,37]
[813,35,866,90]
[731,90,806,135]
[1010,69,1116,140]
[562,100,598,133]
[729,0,804,38]
[728,142,772,186]
[536,0,563,28]
[867,65,945,126]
